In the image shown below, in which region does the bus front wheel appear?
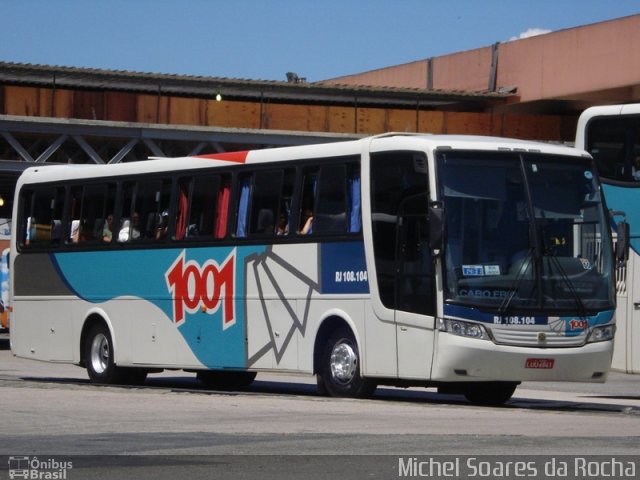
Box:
[318,329,376,398]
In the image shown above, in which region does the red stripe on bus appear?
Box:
[196,151,249,163]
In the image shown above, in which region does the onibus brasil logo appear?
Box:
[8,456,73,479]
[165,249,236,329]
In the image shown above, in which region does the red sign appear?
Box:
[569,319,589,331]
[525,358,555,369]
[166,249,236,328]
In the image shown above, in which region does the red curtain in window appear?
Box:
[175,186,188,240]
[215,180,230,239]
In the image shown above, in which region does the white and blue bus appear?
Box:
[576,104,640,374]
[10,134,623,404]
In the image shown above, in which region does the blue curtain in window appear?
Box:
[236,179,250,237]
[349,174,361,233]
[310,175,318,234]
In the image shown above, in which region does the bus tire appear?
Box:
[197,370,257,389]
[463,382,518,406]
[318,328,376,398]
[84,323,128,385]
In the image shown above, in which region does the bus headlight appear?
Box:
[438,318,489,340]
[587,324,616,343]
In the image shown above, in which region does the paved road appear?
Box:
[1,336,639,478]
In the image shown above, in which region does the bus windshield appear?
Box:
[438,151,615,314]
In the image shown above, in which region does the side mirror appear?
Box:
[610,210,630,267]
[428,201,445,257]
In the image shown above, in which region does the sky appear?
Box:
[2,0,640,83]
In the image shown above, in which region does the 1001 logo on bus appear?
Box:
[165,250,236,329]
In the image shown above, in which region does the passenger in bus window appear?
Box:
[70,220,80,244]
[256,209,274,235]
[276,213,289,236]
[300,209,313,235]
[633,155,640,181]
[102,214,114,242]
[155,210,169,240]
[118,219,130,242]
[131,213,141,240]
[118,213,141,242]
[187,225,198,237]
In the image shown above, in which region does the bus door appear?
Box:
[370,152,437,379]
[394,192,437,378]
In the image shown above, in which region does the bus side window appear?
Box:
[68,186,82,244]
[118,182,135,242]
[348,166,361,233]
[82,185,103,244]
[234,169,294,238]
[277,169,296,236]
[132,181,155,241]
[176,174,224,240]
[298,168,318,235]
[22,187,64,248]
[153,180,172,241]
[21,191,34,247]
[67,184,115,245]
[119,179,171,242]
[314,164,348,235]
[587,117,640,183]
[250,170,280,236]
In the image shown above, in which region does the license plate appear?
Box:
[525,358,555,369]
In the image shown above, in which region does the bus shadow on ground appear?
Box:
[12,369,640,416]
[372,386,640,415]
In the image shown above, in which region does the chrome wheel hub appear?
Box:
[90,333,109,374]
[330,342,358,384]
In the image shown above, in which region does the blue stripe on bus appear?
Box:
[443,303,614,334]
[444,304,547,325]
[51,240,368,368]
[52,246,265,368]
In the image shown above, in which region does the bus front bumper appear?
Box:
[431,331,613,383]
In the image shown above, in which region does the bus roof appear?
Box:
[192,134,586,164]
[16,134,589,186]
[575,103,640,148]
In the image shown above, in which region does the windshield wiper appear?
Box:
[544,248,588,319]
[498,247,534,315]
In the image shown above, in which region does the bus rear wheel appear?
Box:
[84,323,147,385]
[197,370,257,389]
[318,328,376,398]
[463,382,518,406]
